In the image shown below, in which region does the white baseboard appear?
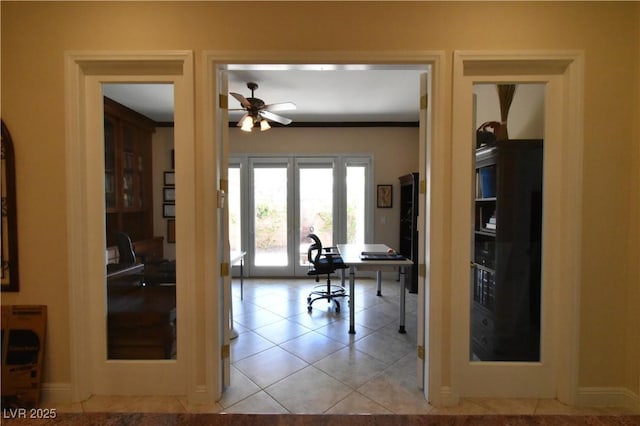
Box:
[429,386,459,407]
[576,386,640,408]
[40,382,73,405]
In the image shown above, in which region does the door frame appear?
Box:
[205,51,442,404]
[63,49,583,406]
[65,51,200,400]
[450,51,584,402]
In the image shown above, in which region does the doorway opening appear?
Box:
[217,63,433,411]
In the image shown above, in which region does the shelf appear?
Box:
[472,262,495,273]
[475,197,497,202]
[471,139,544,362]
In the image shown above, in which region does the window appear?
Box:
[228,155,372,276]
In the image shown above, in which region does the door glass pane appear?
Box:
[228,166,241,253]
[470,83,544,362]
[346,165,366,244]
[254,166,288,266]
[299,166,333,266]
[103,83,177,360]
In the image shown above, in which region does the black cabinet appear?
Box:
[471,140,543,361]
[399,173,419,293]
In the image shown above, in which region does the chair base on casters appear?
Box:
[307,280,348,313]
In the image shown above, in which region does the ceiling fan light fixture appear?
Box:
[230,82,295,132]
[240,115,254,132]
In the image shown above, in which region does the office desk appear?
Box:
[336,244,413,335]
[106,262,144,280]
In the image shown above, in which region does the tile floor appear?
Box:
[224,276,424,414]
[50,277,639,416]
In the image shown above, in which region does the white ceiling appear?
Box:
[102,64,428,124]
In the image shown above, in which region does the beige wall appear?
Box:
[1,1,638,399]
[474,84,545,140]
[629,6,640,395]
[230,127,419,249]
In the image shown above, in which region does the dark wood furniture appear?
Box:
[106,263,144,280]
[398,173,419,293]
[471,140,543,361]
[107,283,176,359]
[132,236,165,263]
[104,97,156,247]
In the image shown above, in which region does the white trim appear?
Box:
[64,51,197,402]
[204,50,445,406]
[421,52,449,407]
[435,386,458,407]
[40,383,73,405]
[201,52,222,404]
[576,387,640,409]
[450,50,584,404]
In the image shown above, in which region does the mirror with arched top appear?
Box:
[1,120,20,292]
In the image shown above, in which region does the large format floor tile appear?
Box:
[66,278,637,418]
[264,366,353,414]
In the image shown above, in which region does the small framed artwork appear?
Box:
[167,219,176,243]
[163,171,175,186]
[163,187,175,203]
[377,184,393,208]
[163,203,175,218]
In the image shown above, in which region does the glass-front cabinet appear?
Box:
[103,97,155,246]
[104,116,117,211]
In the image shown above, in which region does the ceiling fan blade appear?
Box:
[236,113,249,127]
[263,102,296,112]
[230,92,251,109]
[260,110,292,125]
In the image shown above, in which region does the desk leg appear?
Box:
[230,276,238,340]
[398,266,407,334]
[349,266,356,334]
[376,271,383,296]
[240,257,244,301]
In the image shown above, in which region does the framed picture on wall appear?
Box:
[163,203,175,218]
[163,187,175,202]
[163,171,175,186]
[377,184,393,208]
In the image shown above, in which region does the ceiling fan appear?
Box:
[230,82,296,132]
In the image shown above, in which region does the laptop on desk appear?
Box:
[359,251,406,261]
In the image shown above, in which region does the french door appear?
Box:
[231,155,371,277]
[249,158,295,276]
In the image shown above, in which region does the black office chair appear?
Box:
[117,232,137,264]
[116,232,176,286]
[306,234,348,312]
